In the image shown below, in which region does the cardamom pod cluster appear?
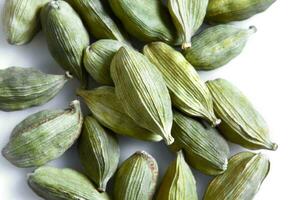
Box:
[28,166,110,200]
[0,67,72,111]
[204,152,270,200]
[206,79,278,150]
[2,100,83,167]
[78,116,120,192]
[114,151,158,200]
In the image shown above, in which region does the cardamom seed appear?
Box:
[204,152,270,200]
[78,116,120,192]
[206,78,278,150]
[2,100,83,168]
[114,151,158,200]
[28,166,110,200]
[111,46,174,145]
[144,42,220,126]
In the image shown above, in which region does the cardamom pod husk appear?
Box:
[144,42,220,126]
[77,86,162,142]
[2,100,83,168]
[206,78,278,150]
[156,151,198,200]
[204,152,270,200]
[28,166,110,200]
[78,116,120,192]
[0,67,72,111]
[184,25,257,70]
[114,151,158,200]
[111,46,174,145]
[41,0,89,88]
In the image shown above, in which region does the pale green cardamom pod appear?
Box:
[111,46,174,145]
[77,86,162,142]
[83,39,126,85]
[28,166,110,200]
[204,152,270,200]
[144,42,220,126]
[206,79,278,151]
[206,0,276,23]
[0,67,72,111]
[2,0,50,45]
[2,100,83,168]
[168,0,208,49]
[41,0,89,88]
[184,25,257,70]
[171,111,229,175]
[78,116,120,192]
[156,151,198,200]
[114,151,158,200]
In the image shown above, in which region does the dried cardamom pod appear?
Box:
[111,47,174,145]
[171,111,229,175]
[114,151,158,200]
[206,0,276,23]
[77,86,162,142]
[2,100,83,168]
[2,0,50,45]
[204,152,270,200]
[0,67,72,111]
[41,0,89,87]
[168,0,208,49]
[78,116,120,192]
[144,42,219,126]
[184,25,257,70]
[28,166,110,200]
[206,79,278,150]
[156,151,198,200]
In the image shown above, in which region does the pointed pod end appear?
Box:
[181,42,191,50]
[270,143,278,151]
[65,71,73,79]
[164,135,175,146]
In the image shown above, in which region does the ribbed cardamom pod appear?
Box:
[184,25,257,70]
[77,86,162,142]
[206,79,278,150]
[2,100,83,168]
[156,151,198,200]
[28,166,110,200]
[168,0,208,49]
[111,46,174,145]
[144,42,219,126]
[0,67,72,111]
[171,111,229,175]
[83,39,126,85]
[206,0,276,23]
[204,152,270,200]
[114,151,158,200]
[41,0,89,87]
[2,0,50,45]
[78,116,120,192]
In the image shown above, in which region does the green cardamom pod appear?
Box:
[3,0,50,45]
[114,151,158,200]
[184,25,257,70]
[204,152,270,200]
[78,116,120,192]
[171,111,229,175]
[77,86,162,142]
[206,79,278,150]
[111,46,174,145]
[0,67,72,111]
[156,151,198,200]
[206,0,276,23]
[168,0,208,49]
[144,42,219,126]
[28,166,110,200]
[2,100,83,168]
[41,0,89,87]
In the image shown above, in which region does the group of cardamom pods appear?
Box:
[1,0,277,199]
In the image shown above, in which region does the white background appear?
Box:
[0,1,299,199]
